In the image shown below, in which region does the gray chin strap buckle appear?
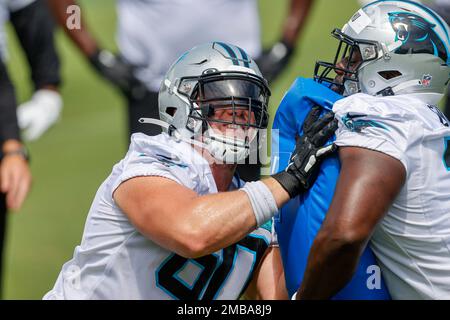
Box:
[138,117,170,130]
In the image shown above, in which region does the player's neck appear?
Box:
[210,163,237,192]
[192,143,237,191]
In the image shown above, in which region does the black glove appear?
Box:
[255,40,294,83]
[272,106,338,198]
[89,49,148,99]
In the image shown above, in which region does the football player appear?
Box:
[272,81,391,299]
[44,42,337,300]
[288,1,450,299]
[47,0,315,182]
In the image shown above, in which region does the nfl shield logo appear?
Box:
[422,74,432,87]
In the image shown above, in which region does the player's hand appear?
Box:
[89,49,148,99]
[272,106,338,198]
[255,40,294,83]
[17,89,63,141]
[0,142,32,211]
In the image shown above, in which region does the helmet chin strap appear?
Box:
[363,79,422,97]
[138,117,170,130]
[388,79,422,95]
[139,117,205,147]
[204,131,250,164]
[138,117,250,164]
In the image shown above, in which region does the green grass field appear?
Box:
[3,0,361,299]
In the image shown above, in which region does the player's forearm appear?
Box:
[186,190,256,257]
[184,178,289,258]
[254,247,288,300]
[46,0,98,57]
[296,230,365,299]
[2,139,24,154]
[295,147,406,299]
[282,0,314,46]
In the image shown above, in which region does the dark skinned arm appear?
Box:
[46,0,147,98]
[46,0,98,57]
[256,0,315,83]
[295,146,406,300]
[282,0,315,47]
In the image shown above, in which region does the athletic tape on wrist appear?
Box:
[241,181,279,227]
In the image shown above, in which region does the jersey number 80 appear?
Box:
[155,235,268,300]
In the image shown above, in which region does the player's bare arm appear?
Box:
[295,146,406,299]
[114,176,289,259]
[0,139,31,210]
[113,102,337,258]
[48,0,145,97]
[282,0,315,46]
[241,246,288,300]
[45,42,338,300]
[257,0,315,83]
[113,108,337,259]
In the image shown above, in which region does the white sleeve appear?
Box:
[111,137,192,195]
[333,94,411,173]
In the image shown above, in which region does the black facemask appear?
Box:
[314,28,378,95]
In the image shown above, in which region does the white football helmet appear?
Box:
[315,0,450,105]
[157,42,270,164]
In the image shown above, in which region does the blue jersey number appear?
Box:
[156,235,268,300]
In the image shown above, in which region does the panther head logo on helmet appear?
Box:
[388,11,448,63]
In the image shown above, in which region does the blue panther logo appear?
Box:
[388,12,448,63]
[342,113,389,133]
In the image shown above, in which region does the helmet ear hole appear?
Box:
[166,107,177,117]
[378,70,402,80]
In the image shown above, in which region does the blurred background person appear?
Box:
[48,0,315,182]
[0,0,62,142]
[0,0,61,296]
[0,57,31,297]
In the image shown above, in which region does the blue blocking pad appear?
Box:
[271,78,390,300]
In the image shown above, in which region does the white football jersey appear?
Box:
[333,93,450,299]
[116,0,261,91]
[44,133,271,300]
